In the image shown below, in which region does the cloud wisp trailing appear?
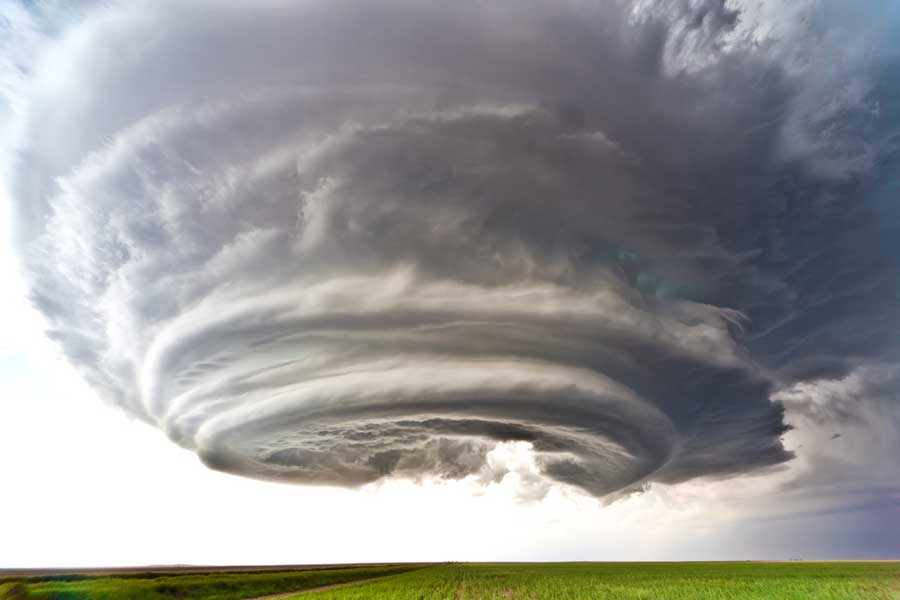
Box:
[4,0,900,501]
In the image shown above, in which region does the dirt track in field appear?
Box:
[242,571,412,599]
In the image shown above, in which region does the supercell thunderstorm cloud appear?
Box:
[4,0,900,501]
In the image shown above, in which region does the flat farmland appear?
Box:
[294,562,900,600]
[3,562,899,599]
[0,564,424,600]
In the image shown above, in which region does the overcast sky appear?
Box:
[2,0,900,567]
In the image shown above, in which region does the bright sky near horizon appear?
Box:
[1,278,896,568]
[2,0,900,567]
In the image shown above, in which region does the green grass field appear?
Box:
[291,562,900,600]
[3,562,899,599]
[0,565,419,600]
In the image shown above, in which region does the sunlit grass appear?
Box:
[2,565,420,600]
[5,562,898,599]
[293,562,900,600]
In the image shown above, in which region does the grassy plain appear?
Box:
[291,562,900,600]
[0,565,420,600]
[3,562,899,599]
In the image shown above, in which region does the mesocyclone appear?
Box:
[9,0,898,498]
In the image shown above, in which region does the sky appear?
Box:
[1,0,900,567]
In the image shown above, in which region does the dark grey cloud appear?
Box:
[5,0,900,500]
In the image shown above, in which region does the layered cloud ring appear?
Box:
[7,0,900,498]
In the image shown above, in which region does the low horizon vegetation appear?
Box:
[3,562,899,599]
[0,564,421,600]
